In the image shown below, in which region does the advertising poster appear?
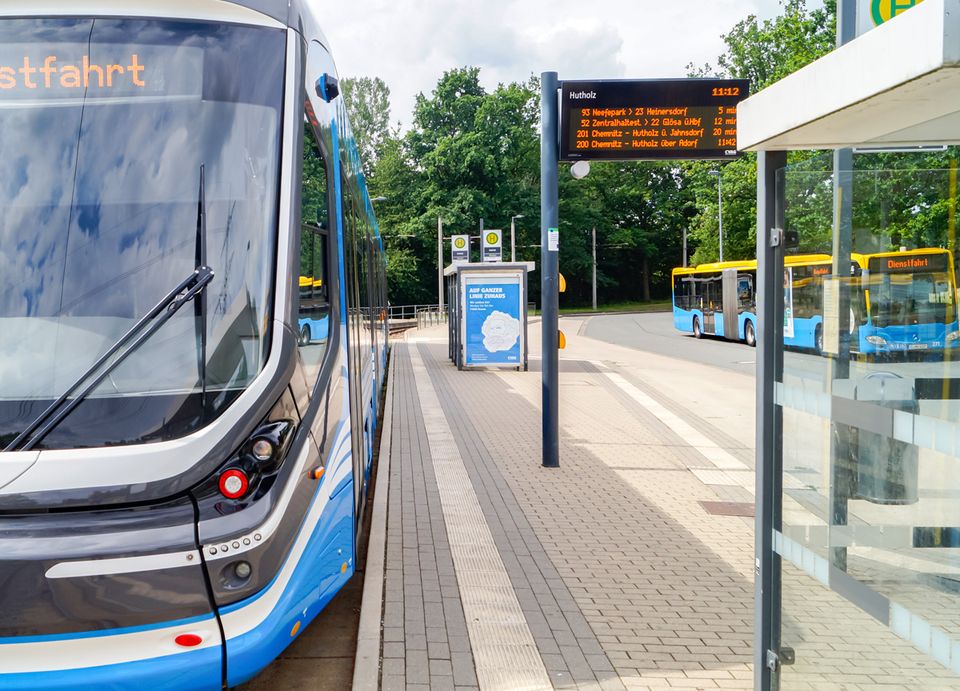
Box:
[464,279,521,365]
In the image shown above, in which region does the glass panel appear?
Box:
[0,19,285,449]
[776,161,960,688]
[297,122,331,385]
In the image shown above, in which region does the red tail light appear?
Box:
[218,469,249,499]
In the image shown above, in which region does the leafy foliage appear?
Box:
[341,0,960,308]
[341,76,393,177]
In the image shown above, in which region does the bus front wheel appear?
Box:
[693,316,702,339]
[300,324,311,346]
[815,325,824,355]
[745,321,756,347]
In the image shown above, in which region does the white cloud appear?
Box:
[315,0,810,129]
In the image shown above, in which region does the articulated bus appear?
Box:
[673,248,958,355]
[0,2,388,689]
[672,260,759,345]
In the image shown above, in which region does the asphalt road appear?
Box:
[580,311,759,376]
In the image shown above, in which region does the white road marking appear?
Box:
[590,361,751,476]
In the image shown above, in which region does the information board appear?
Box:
[464,277,522,366]
[560,78,749,161]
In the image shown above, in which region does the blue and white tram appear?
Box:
[0,1,388,688]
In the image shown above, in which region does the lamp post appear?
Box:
[709,168,723,262]
[510,214,524,262]
[592,227,597,311]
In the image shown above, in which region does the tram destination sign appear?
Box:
[560,79,750,162]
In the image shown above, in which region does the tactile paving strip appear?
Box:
[409,345,553,691]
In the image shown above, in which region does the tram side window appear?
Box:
[297,122,331,385]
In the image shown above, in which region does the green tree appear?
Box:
[341,76,393,178]
[685,0,837,264]
[372,68,541,305]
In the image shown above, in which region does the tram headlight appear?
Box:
[251,438,275,462]
[192,390,300,519]
[234,561,252,579]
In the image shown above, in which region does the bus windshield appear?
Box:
[0,18,285,450]
[868,271,955,327]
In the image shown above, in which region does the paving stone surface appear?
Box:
[379,328,771,690]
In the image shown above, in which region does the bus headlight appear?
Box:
[866,335,887,346]
[946,331,960,342]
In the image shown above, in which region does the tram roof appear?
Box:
[221,0,332,47]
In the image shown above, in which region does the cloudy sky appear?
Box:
[316,0,806,129]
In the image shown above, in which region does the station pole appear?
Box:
[541,71,560,468]
[830,0,857,573]
[438,216,444,313]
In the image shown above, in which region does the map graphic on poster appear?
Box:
[482,310,520,352]
[464,280,521,365]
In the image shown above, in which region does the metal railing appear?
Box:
[387,303,439,321]
[416,307,448,329]
[385,303,448,331]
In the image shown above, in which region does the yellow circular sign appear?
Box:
[486,232,499,245]
[872,0,923,26]
[454,237,466,249]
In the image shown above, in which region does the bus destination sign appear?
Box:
[560,79,750,162]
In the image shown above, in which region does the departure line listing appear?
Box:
[571,105,738,153]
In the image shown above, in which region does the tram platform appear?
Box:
[354,319,758,691]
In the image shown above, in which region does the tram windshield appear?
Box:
[0,19,286,450]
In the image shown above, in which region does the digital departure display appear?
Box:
[560,79,750,162]
[868,253,951,274]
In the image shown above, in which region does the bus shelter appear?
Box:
[739,1,960,688]
[444,262,534,371]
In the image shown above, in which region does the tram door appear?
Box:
[343,189,367,526]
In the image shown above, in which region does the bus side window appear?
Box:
[297,120,331,386]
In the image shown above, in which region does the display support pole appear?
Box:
[438,217,444,314]
[541,71,560,469]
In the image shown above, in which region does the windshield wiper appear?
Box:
[3,265,214,453]
[195,164,209,422]
[5,166,215,453]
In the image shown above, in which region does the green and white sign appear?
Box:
[857,0,924,36]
